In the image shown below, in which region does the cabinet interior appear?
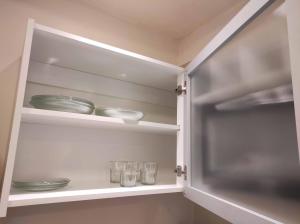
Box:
[13,123,177,191]
[10,25,183,203]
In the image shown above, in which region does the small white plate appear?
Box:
[96,108,144,121]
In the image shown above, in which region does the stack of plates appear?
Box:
[30,95,95,114]
[95,108,144,121]
[13,178,70,191]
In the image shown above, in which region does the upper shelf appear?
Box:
[31,24,184,91]
[21,108,179,134]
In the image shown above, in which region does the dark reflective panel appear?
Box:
[190,2,300,198]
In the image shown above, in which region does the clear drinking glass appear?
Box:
[120,162,138,187]
[141,162,158,185]
[110,161,126,183]
[125,161,138,170]
[136,162,143,182]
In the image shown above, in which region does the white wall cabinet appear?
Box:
[0,19,185,212]
[1,1,300,223]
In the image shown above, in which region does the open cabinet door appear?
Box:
[183,0,300,223]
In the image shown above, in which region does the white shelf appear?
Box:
[21,108,179,134]
[31,24,184,91]
[8,184,183,207]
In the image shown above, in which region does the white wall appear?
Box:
[176,1,248,66]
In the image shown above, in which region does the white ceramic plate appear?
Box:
[96,108,144,121]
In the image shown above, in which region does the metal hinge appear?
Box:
[174,165,187,180]
[175,81,187,95]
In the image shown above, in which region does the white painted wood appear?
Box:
[2,17,183,215]
[8,184,183,207]
[184,187,283,224]
[0,19,35,217]
[21,108,179,134]
[185,0,272,75]
[0,17,183,216]
[184,75,191,188]
[32,24,183,91]
[0,18,182,215]
[176,73,186,185]
[27,61,176,108]
[286,0,300,160]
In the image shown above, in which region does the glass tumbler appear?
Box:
[136,162,143,182]
[110,161,126,183]
[120,162,138,187]
[141,162,158,185]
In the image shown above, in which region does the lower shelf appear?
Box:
[8,184,183,207]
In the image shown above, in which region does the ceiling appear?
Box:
[78,0,247,39]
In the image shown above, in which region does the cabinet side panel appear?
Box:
[0,61,21,187]
[0,19,34,217]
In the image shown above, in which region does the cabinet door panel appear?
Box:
[184,1,300,223]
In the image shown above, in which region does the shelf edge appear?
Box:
[8,185,183,207]
[21,108,180,134]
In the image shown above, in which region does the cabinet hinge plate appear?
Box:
[174,165,187,180]
[175,81,187,95]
